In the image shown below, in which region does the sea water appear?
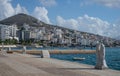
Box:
[50,47,120,71]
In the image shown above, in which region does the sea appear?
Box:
[51,47,120,71]
[11,46,120,71]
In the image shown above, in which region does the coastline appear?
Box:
[0,52,120,76]
[1,46,120,71]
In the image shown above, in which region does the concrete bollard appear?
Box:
[41,50,50,58]
[95,42,108,70]
[22,46,26,54]
[1,43,4,51]
[8,47,11,51]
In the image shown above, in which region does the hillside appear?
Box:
[0,13,46,27]
[0,13,117,42]
[0,13,87,33]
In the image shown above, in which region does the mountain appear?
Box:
[0,13,46,27]
[0,13,86,32]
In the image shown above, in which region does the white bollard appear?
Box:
[22,46,26,54]
[1,43,4,51]
[41,50,50,58]
[8,47,11,51]
[95,42,108,70]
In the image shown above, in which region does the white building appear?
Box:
[23,23,30,31]
[54,29,63,38]
[30,31,37,39]
[8,24,18,37]
[40,27,46,34]
[0,24,19,41]
[81,38,87,46]
[0,24,10,41]
[36,30,42,40]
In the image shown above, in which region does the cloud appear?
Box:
[15,4,28,14]
[93,0,120,8]
[33,7,51,24]
[57,16,78,30]
[81,0,120,8]
[56,15,120,38]
[0,0,51,24]
[39,0,57,7]
[0,0,15,20]
[0,0,28,20]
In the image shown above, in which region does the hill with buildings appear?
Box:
[0,13,119,47]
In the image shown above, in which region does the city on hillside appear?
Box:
[0,22,120,47]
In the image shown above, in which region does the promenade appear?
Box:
[0,52,120,76]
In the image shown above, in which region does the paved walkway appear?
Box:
[0,53,120,76]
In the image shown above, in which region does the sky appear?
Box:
[0,0,120,39]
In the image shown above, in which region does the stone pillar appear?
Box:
[95,42,108,70]
[22,46,26,54]
[41,50,50,58]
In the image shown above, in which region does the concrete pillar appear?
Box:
[41,50,50,58]
[95,42,108,70]
[22,46,26,54]
[1,43,6,54]
[8,47,11,51]
[1,43,4,51]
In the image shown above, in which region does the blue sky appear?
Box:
[0,0,120,38]
[11,0,120,23]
